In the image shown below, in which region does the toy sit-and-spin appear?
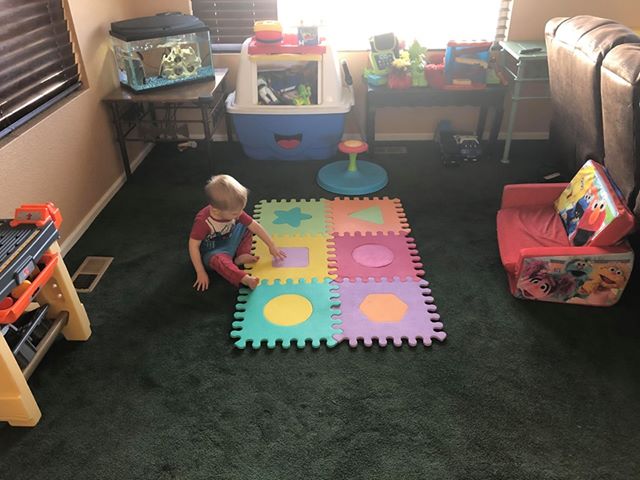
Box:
[317,60,388,195]
[317,139,388,195]
[0,203,91,427]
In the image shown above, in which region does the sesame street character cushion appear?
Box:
[554,160,635,247]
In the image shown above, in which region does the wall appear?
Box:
[509,0,640,41]
[0,0,189,251]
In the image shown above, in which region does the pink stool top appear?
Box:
[339,140,368,154]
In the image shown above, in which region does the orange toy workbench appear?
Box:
[0,204,91,426]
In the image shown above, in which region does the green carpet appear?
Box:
[1,141,639,479]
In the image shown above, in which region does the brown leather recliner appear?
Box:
[601,44,640,216]
[545,16,640,172]
[545,16,640,215]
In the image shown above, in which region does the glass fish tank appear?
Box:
[110,13,214,92]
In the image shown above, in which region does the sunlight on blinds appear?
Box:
[278,0,502,49]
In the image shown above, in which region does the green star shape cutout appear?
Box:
[272,207,313,228]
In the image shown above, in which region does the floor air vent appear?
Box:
[71,256,113,292]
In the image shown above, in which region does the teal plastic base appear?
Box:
[317,160,388,195]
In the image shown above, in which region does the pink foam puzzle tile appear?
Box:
[328,197,410,235]
[332,278,445,347]
[329,232,424,281]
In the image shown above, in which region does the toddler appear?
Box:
[189,175,285,290]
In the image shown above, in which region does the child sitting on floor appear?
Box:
[188,174,285,290]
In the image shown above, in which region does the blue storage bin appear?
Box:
[226,37,352,161]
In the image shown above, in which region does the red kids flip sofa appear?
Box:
[497,161,635,306]
[497,16,640,306]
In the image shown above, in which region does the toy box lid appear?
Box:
[110,13,209,42]
[248,34,326,55]
[554,160,635,246]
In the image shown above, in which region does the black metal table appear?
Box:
[103,68,230,178]
[366,84,507,158]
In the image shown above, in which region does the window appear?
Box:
[192,0,278,46]
[193,0,508,51]
[278,0,505,50]
[0,0,81,139]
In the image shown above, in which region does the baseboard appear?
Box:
[60,143,154,256]
[367,132,549,141]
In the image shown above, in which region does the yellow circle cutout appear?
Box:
[263,294,313,326]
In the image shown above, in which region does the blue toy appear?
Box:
[317,140,388,195]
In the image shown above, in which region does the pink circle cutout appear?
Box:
[351,243,395,268]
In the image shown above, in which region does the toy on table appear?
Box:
[444,41,491,89]
[298,25,319,46]
[424,52,446,89]
[388,51,412,89]
[364,32,399,86]
[408,40,428,87]
[254,20,283,43]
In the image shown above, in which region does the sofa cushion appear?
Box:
[497,205,570,273]
[554,160,635,246]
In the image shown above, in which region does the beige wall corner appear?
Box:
[509,0,640,41]
[0,0,168,250]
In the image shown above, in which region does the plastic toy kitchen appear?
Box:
[226,30,353,160]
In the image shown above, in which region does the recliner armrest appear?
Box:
[501,183,569,209]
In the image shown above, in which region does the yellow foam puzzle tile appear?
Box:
[246,234,335,284]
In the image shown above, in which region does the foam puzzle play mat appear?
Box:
[232,197,446,349]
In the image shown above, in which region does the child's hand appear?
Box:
[269,246,287,261]
[193,271,210,291]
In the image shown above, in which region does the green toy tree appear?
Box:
[407,40,428,87]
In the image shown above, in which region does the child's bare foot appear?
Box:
[241,274,260,290]
[235,254,259,266]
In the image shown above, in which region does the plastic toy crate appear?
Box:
[226,36,352,161]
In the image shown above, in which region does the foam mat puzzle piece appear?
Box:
[329,232,425,281]
[247,235,335,284]
[328,197,410,235]
[232,279,341,349]
[254,199,328,236]
[333,278,445,347]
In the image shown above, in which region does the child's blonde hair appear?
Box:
[205,175,248,211]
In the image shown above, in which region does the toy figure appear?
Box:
[293,84,312,105]
[517,260,578,302]
[570,194,607,246]
[564,258,592,280]
[578,264,627,296]
[576,263,628,305]
[257,77,280,104]
[407,40,428,87]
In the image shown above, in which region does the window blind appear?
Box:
[191,0,278,45]
[494,0,514,46]
[0,0,81,138]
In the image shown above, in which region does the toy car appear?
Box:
[434,121,482,166]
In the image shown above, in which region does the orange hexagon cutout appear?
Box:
[359,293,408,323]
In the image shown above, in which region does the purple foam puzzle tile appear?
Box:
[272,247,309,268]
[329,232,425,281]
[333,278,445,347]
